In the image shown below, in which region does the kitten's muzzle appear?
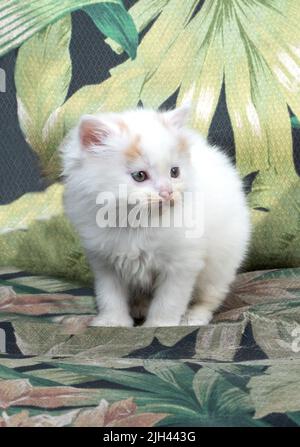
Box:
[158,190,175,209]
[159,189,173,201]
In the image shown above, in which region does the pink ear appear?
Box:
[79,115,109,150]
[164,104,190,128]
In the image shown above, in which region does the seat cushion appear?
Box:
[0,266,300,426]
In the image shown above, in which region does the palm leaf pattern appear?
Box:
[0,0,298,267]
[0,1,300,427]
[0,0,136,58]
[0,267,300,426]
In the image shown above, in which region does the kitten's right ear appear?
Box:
[79,115,109,150]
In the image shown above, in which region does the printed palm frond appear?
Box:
[5,0,300,267]
[11,1,138,177]
[0,0,138,59]
[13,0,300,178]
[107,0,300,177]
[48,360,268,426]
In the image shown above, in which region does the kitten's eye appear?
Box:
[131,171,148,182]
[170,167,180,178]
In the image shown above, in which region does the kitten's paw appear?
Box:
[89,314,134,327]
[181,307,212,326]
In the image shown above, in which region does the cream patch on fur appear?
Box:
[124,135,142,161]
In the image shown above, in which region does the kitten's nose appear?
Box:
[159,189,173,201]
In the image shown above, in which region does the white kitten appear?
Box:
[61,106,250,327]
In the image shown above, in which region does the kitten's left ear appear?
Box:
[163,103,190,128]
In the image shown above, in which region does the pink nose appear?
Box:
[159,189,172,200]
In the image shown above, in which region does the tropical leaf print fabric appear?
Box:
[0,1,300,427]
[0,0,136,59]
[0,0,299,270]
[0,267,300,426]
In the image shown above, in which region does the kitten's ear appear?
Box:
[164,103,190,128]
[79,115,110,150]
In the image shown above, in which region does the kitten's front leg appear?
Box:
[143,270,197,327]
[90,267,133,327]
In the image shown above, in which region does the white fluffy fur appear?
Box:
[61,106,250,327]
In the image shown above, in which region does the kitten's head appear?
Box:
[62,106,195,215]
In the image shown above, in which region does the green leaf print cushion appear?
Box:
[0,0,299,278]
